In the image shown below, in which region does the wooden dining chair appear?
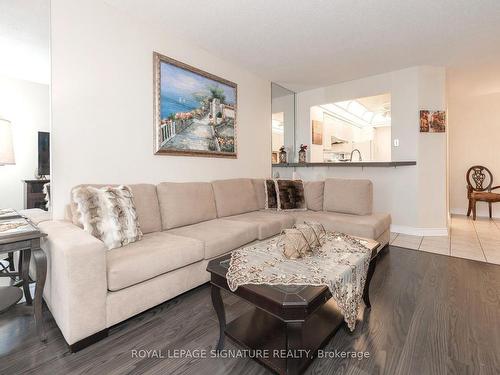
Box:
[466,165,500,220]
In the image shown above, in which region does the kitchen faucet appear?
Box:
[350,149,362,162]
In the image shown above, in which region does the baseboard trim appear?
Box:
[390,225,448,237]
[450,208,500,219]
[68,329,109,353]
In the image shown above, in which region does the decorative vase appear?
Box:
[279,149,287,164]
[298,149,306,163]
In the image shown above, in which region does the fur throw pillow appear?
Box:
[275,179,306,211]
[264,179,307,211]
[264,179,279,209]
[43,182,51,210]
[72,185,143,250]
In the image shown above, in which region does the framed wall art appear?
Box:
[153,52,237,158]
[420,110,446,133]
[312,120,323,145]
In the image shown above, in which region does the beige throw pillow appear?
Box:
[323,178,373,215]
[72,185,143,250]
[304,181,324,211]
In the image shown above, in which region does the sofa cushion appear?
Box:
[259,210,297,228]
[106,232,204,291]
[157,182,217,230]
[168,219,258,259]
[212,178,259,217]
[223,211,295,239]
[304,181,324,211]
[323,178,373,215]
[293,210,390,240]
[69,184,162,234]
[252,179,266,209]
[128,184,163,234]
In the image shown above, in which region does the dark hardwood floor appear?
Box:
[1,246,500,375]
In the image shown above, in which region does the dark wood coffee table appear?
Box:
[207,237,380,375]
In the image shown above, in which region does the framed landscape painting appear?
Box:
[153,52,237,158]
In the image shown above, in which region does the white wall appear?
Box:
[373,126,391,161]
[275,66,448,234]
[0,76,50,210]
[416,67,447,228]
[50,0,271,218]
[448,64,500,218]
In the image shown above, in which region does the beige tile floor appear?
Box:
[391,214,500,265]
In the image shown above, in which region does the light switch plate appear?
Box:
[393,139,400,147]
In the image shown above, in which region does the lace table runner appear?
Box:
[226,232,371,331]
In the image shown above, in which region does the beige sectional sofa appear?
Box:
[38,178,390,350]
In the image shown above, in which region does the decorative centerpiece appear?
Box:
[282,222,326,259]
[298,144,307,163]
[279,146,287,164]
[282,227,312,259]
[304,221,327,247]
[294,224,317,250]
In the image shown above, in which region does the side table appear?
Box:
[0,212,48,341]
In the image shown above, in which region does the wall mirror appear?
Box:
[0,0,51,212]
[271,83,295,164]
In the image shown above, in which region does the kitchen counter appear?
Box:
[272,161,416,168]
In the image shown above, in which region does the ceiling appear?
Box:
[0,0,50,84]
[105,0,500,92]
[272,83,295,99]
[357,94,391,114]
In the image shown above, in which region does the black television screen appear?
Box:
[38,131,50,176]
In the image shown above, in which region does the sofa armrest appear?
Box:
[39,220,107,345]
